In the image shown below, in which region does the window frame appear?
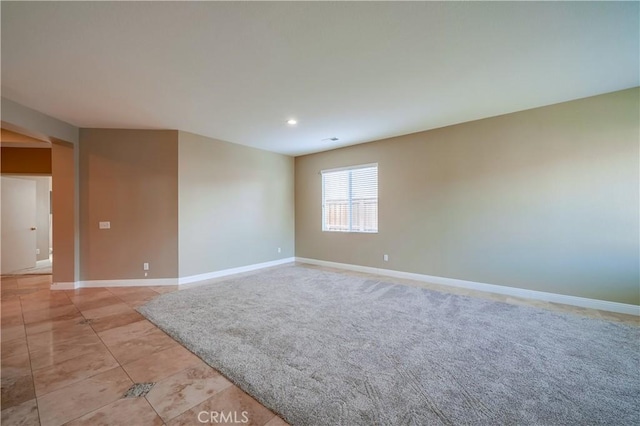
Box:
[321,163,378,234]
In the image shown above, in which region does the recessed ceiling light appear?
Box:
[286,119,297,125]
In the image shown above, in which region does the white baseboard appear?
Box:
[50,258,296,291]
[295,257,640,316]
[36,259,52,268]
[80,278,178,288]
[51,281,76,290]
[178,257,296,286]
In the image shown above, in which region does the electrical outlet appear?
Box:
[278,247,281,253]
[383,254,389,262]
[99,221,110,229]
[143,263,149,271]
[36,249,40,255]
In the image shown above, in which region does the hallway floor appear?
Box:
[0,274,287,426]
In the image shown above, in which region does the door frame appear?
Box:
[1,120,78,288]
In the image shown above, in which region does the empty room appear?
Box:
[1,2,638,426]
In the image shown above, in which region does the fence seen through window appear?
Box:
[322,164,378,233]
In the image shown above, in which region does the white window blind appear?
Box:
[322,164,378,233]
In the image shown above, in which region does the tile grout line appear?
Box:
[90,285,280,424]
[142,394,167,424]
[17,278,50,426]
[131,287,173,423]
[151,375,233,425]
[66,288,133,423]
[8,276,288,425]
[49,287,134,425]
[86,287,169,424]
[107,287,234,424]
[30,288,126,424]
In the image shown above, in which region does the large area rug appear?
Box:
[139,265,639,425]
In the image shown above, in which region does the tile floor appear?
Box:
[2,266,637,425]
[1,274,288,426]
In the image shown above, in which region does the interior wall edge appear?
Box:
[1,97,79,144]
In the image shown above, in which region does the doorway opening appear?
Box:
[1,175,53,276]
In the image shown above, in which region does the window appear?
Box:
[322,163,378,233]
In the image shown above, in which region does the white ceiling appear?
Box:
[2,2,638,156]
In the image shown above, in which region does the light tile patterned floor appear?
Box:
[0,274,287,426]
[1,267,637,425]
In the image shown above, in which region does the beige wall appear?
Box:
[178,131,295,278]
[51,142,76,283]
[79,129,179,280]
[295,88,640,305]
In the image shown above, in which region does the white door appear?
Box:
[1,177,37,274]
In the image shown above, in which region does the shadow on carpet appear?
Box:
[138,266,639,425]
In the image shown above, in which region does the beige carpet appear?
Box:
[139,265,640,425]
